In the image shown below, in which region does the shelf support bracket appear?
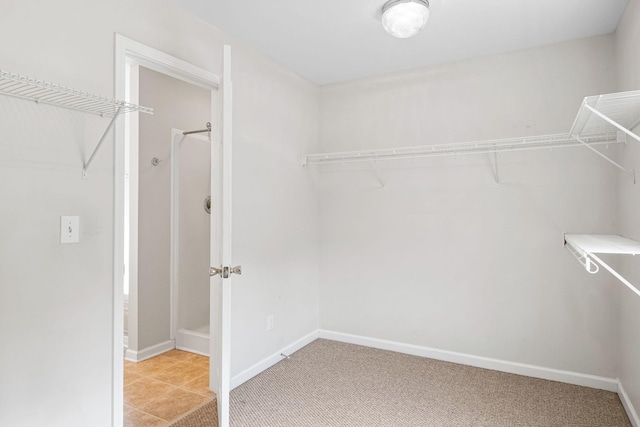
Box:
[82,107,122,178]
[583,104,640,144]
[571,134,635,183]
[490,151,500,184]
[588,252,640,298]
[371,161,387,189]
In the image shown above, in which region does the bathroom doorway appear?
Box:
[115,35,234,427]
[125,66,212,361]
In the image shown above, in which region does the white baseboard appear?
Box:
[176,329,209,357]
[125,339,175,362]
[619,381,640,427]
[318,330,618,392]
[230,330,319,390]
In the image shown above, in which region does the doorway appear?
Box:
[125,66,212,360]
[114,35,229,427]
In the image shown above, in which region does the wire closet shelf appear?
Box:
[0,70,152,117]
[303,132,618,166]
[0,70,153,177]
[304,89,640,168]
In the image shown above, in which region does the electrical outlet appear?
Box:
[266,315,274,331]
[60,216,79,244]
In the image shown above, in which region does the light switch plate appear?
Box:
[60,216,79,244]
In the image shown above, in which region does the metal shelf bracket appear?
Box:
[82,106,122,178]
[568,90,640,183]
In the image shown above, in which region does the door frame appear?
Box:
[113,34,220,426]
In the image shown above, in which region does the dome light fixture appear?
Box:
[381,0,430,39]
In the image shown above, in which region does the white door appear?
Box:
[210,45,235,427]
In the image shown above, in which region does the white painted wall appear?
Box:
[0,97,116,427]
[615,0,640,416]
[137,66,211,350]
[230,48,321,371]
[318,35,621,378]
[0,1,320,425]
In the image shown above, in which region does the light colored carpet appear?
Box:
[171,339,631,427]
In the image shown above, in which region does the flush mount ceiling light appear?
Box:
[381,0,430,39]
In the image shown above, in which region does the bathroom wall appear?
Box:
[135,66,211,352]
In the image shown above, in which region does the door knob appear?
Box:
[210,265,242,278]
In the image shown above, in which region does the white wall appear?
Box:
[0,1,320,425]
[136,66,211,350]
[0,97,116,427]
[318,35,621,377]
[230,46,321,370]
[615,0,640,416]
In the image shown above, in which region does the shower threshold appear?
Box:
[176,325,209,356]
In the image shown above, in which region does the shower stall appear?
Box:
[172,127,212,356]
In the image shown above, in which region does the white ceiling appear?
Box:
[171,0,629,86]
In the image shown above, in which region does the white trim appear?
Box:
[124,339,175,362]
[318,330,618,392]
[124,61,139,359]
[176,328,210,357]
[230,331,319,390]
[116,35,219,90]
[170,129,180,342]
[113,35,127,427]
[619,381,640,427]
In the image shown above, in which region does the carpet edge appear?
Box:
[318,329,618,392]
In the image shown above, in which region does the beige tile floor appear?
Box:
[124,350,215,427]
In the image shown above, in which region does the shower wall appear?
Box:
[177,129,211,332]
[137,66,211,351]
